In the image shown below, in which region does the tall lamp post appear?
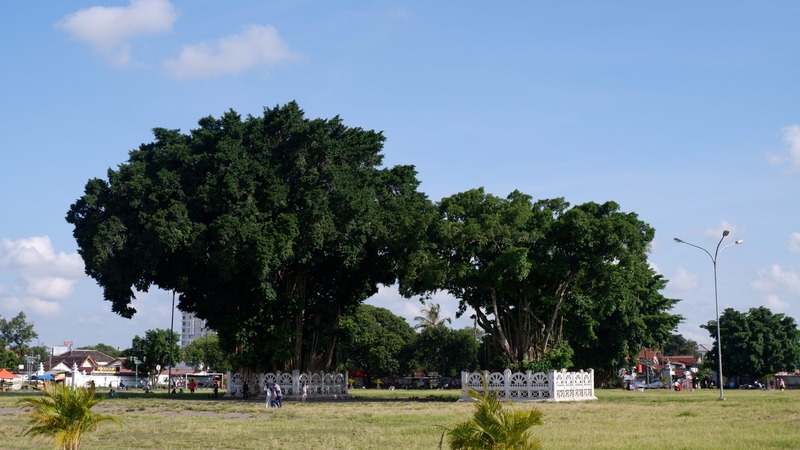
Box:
[674,230,743,400]
[168,290,176,394]
[134,357,141,388]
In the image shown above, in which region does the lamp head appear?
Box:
[673,238,683,243]
[722,230,730,237]
[735,239,744,244]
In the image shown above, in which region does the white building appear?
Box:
[181,311,213,348]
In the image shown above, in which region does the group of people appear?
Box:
[265,382,283,408]
[238,380,310,405]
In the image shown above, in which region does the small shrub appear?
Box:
[17,383,119,450]
[439,375,542,449]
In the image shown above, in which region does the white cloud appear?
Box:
[367,284,420,325]
[649,262,662,275]
[752,264,800,296]
[764,294,791,313]
[704,221,739,240]
[789,232,800,254]
[0,236,84,301]
[56,0,177,66]
[1,294,61,316]
[164,25,296,79]
[669,267,700,291]
[366,284,474,329]
[678,326,713,347]
[1,236,83,277]
[767,124,800,172]
[75,313,107,328]
[26,277,78,300]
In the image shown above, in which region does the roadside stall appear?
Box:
[0,368,20,391]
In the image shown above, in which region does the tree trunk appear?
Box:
[289,271,308,366]
[323,306,341,369]
[487,289,513,362]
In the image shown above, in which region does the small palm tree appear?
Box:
[414,302,452,331]
[17,383,119,450]
[440,376,542,449]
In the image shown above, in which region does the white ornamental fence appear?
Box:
[461,369,596,402]
[226,370,350,399]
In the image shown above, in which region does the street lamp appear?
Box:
[134,357,141,388]
[674,230,743,400]
[169,290,176,395]
[24,354,39,388]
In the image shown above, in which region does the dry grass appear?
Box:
[1,387,799,449]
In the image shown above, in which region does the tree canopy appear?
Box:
[0,312,38,357]
[336,304,415,377]
[702,306,800,381]
[183,334,231,373]
[80,344,121,358]
[662,333,700,358]
[124,329,181,381]
[65,101,684,377]
[0,348,17,370]
[67,102,430,372]
[411,326,479,377]
[399,188,681,381]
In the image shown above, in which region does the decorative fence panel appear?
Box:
[227,370,349,399]
[461,369,596,402]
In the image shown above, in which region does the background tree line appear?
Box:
[702,306,800,384]
[3,302,799,385]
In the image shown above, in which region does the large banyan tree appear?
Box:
[398,188,681,382]
[67,102,431,372]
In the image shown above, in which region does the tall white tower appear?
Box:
[180,312,212,348]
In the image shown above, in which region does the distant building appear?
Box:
[44,349,123,382]
[181,312,213,348]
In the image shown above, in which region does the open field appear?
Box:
[1,387,799,449]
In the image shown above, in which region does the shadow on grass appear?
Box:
[342,395,459,403]
[9,388,462,403]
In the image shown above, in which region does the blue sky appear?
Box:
[1,1,799,353]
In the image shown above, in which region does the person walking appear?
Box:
[274,383,283,408]
[242,381,250,400]
[301,382,308,402]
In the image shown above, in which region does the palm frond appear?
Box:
[17,383,120,450]
[440,375,542,450]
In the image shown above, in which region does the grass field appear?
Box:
[1,387,798,449]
